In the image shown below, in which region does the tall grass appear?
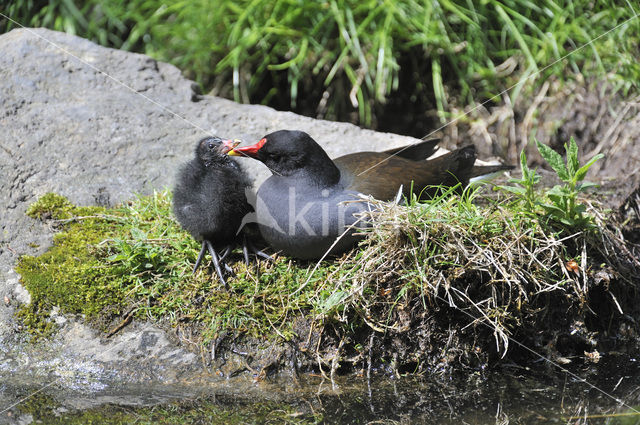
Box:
[3,0,639,130]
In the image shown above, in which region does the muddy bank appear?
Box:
[435,78,640,208]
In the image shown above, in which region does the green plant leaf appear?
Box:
[547,185,570,197]
[130,227,147,240]
[566,137,579,177]
[536,140,569,181]
[107,253,128,262]
[499,185,527,195]
[577,181,599,191]
[540,203,566,216]
[519,149,530,178]
[319,290,349,313]
[574,204,587,215]
[574,154,604,182]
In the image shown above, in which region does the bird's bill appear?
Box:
[228,137,266,158]
[218,139,241,154]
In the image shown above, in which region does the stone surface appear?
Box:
[0,27,424,397]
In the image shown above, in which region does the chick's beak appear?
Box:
[228,138,266,158]
[218,139,241,155]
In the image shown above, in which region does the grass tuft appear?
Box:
[4,1,640,129]
[15,181,639,373]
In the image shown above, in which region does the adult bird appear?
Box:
[228,130,512,260]
[173,136,269,287]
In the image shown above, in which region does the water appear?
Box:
[1,354,639,424]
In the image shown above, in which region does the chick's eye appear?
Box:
[208,143,214,149]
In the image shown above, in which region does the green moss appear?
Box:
[16,191,339,343]
[16,187,637,371]
[26,192,76,220]
[15,392,321,424]
[17,194,128,336]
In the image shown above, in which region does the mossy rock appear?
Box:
[15,189,640,375]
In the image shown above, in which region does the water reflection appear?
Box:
[1,354,639,424]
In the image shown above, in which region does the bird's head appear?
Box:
[196,137,240,167]
[228,130,340,185]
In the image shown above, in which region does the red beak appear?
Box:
[228,138,266,158]
[218,139,241,154]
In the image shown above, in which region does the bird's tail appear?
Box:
[383,138,440,161]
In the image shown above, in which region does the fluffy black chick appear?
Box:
[173,136,258,286]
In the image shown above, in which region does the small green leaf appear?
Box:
[547,185,570,197]
[107,253,127,262]
[130,228,147,240]
[540,202,565,214]
[575,154,604,182]
[536,140,569,181]
[519,150,529,175]
[527,172,541,185]
[319,290,349,313]
[499,185,527,195]
[577,181,599,191]
[559,217,575,226]
[566,137,579,177]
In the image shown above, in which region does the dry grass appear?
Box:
[309,188,640,373]
[434,78,640,185]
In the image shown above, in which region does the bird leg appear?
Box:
[218,245,233,262]
[193,243,233,275]
[192,241,208,274]
[242,235,250,265]
[205,240,228,289]
[193,239,263,285]
[244,236,274,262]
[217,245,235,275]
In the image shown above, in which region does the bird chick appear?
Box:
[173,136,265,287]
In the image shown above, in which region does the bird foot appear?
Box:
[191,239,269,289]
[243,236,274,264]
[205,240,233,289]
[190,241,235,289]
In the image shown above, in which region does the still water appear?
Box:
[1,354,639,424]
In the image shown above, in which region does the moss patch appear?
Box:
[14,391,320,424]
[16,191,344,344]
[18,194,121,336]
[15,186,640,375]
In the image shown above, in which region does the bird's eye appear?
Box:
[208,143,214,149]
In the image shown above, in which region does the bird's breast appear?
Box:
[254,178,370,259]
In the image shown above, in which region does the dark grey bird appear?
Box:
[228,130,513,259]
[173,136,269,286]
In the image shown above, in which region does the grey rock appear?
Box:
[0,27,422,402]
